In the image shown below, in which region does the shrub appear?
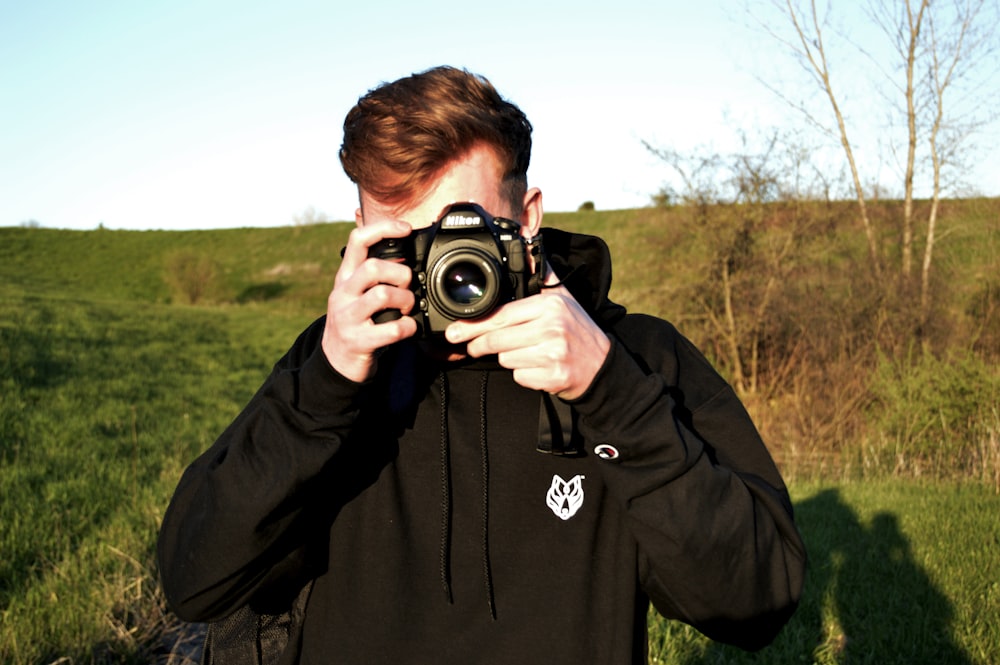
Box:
[163,250,219,304]
[865,347,999,476]
[968,279,1000,361]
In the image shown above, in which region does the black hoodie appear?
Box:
[158,229,806,664]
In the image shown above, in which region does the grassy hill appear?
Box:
[1,203,998,663]
[0,223,353,307]
[5,198,995,326]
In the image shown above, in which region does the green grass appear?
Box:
[0,293,313,662]
[0,223,352,307]
[1,206,998,662]
[649,480,1000,664]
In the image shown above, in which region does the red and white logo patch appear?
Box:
[594,444,620,460]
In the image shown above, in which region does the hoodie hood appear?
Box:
[541,227,628,330]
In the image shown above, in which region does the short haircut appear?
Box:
[339,66,532,215]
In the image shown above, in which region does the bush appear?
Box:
[163,250,219,304]
[865,347,999,476]
[968,279,1000,361]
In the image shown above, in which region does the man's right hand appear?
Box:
[321,221,418,383]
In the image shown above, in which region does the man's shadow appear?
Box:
[678,488,972,663]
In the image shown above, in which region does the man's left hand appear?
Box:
[444,277,610,401]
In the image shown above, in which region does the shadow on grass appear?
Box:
[236,282,289,304]
[683,488,973,664]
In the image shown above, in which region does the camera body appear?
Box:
[368,202,538,336]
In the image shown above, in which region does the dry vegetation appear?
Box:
[555,197,1000,488]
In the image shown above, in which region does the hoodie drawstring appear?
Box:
[438,370,497,620]
[439,372,453,604]
[479,371,496,619]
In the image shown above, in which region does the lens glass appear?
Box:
[443,262,488,305]
[428,246,501,320]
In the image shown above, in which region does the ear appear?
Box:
[519,187,543,238]
[354,207,364,227]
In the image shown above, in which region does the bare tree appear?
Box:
[870,0,997,318]
[758,0,999,334]
[916,0,998,321]
[874,0,928,283]
[755,0,883,278]
[293,206,330,226]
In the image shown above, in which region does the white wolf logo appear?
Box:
[546,474,585,520]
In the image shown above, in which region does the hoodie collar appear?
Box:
[540,227,628,330]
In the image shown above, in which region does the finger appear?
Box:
[362,314,420,348]
[330,278,415,329]
[444,293,552,344]
[331,285,418,341]
[463,321,538,358]
[339,221,412,279]
[347,255,414,293]
[329,255,413,322]
[356,282,416,321]
[511,366,571,395]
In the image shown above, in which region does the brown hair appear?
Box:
[339,66,532,213]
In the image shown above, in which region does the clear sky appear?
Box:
[2,0,997,230]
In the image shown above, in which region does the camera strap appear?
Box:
[525,232,547,296]
[536,392,583,456]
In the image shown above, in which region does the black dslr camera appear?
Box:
[368,202,542,336]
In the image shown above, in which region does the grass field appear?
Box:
[1,207,998,663]
[649,481,1000,664]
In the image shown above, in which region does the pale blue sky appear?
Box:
[2,0,996,230]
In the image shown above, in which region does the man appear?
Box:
[158,66,806,664]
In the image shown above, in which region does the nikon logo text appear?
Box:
[443,214,482,228]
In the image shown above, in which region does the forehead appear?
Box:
[361,145,509,228]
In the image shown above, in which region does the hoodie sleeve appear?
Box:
[568,314,806,651]
[157,316,368,622]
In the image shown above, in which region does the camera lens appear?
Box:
[428,248,501,319]
[443,261,488,305]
